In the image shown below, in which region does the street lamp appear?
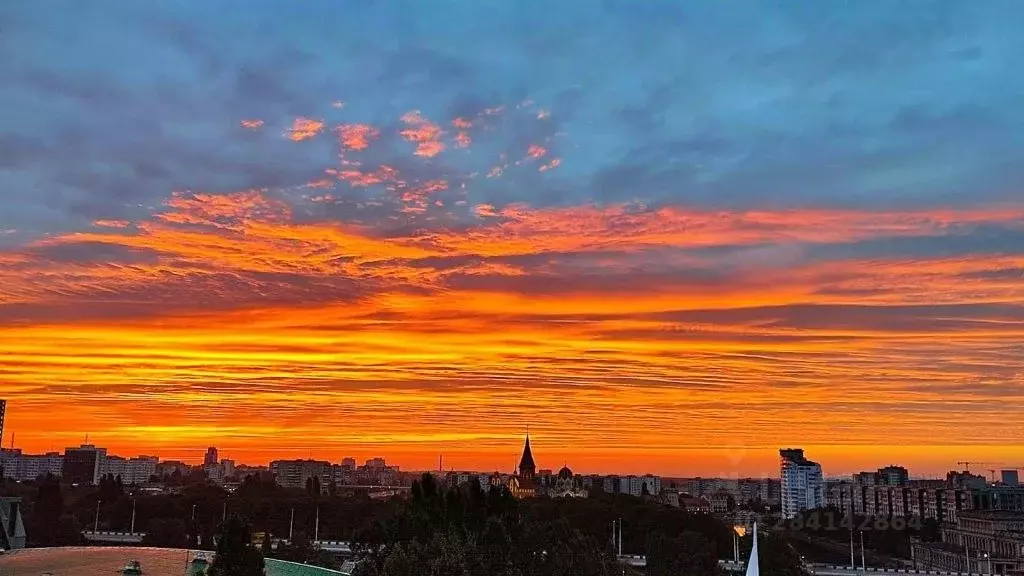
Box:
[94,500,102,533]
[860,530,866,570]
[130,499,137,534]
[191,503,197,520]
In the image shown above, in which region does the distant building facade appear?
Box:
[912,511,1024,575]
[100,455,158,485]
[0,449,63,481]
[780,448,823,518]
[204,447,219,467]
[62,444,107,485]
[270,459,333,491]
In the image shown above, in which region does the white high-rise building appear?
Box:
[780,448,823,518]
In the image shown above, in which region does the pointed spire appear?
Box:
[517,429,536,479]
[744,522,759,576]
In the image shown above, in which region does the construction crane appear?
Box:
[956,462,1024,482]
[956,461,1002,473]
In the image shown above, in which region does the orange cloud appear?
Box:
[539,158,561,171]
[336,124,380,151]
[399,110,445,157]
[333,165,401,188]
[93,220,130,228]
[240,119,265,129]
[285,117,325,141]
[527,144,547,159]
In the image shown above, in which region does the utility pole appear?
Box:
[289,507,295,541]
[191,504,197,520]
[94,500,102,533]
[860,530,866,570]
[850,529,855,568]
[314,506,320,543]
[130,499,137,533]
[618,517,622,556]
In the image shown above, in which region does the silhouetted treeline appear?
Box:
[1,473,807,576]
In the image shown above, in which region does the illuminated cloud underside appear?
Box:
[1,0,1023,474]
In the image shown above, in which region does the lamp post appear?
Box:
[130,499,137,534]
[860,530,866,570]
[94,500,102,533]
[289,507,295,541]
[849,529,855,568]
[191,503,197,520]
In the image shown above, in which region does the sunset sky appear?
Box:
[1,1,1023,477]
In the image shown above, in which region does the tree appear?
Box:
[382,542,416,576]
[306,476,322,495]
[142,517,189,548]
[208,515,265,576]
[27,474,73,546]
[646,531,720,576]
[756,533,809,576]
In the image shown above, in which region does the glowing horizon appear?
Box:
[1,1,1023,478]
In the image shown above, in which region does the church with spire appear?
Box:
[487,430,586,499]
[509,430,537,498]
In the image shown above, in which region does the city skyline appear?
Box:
[3,412,1020,479]
[2,1,1024,475]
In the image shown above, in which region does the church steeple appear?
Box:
[518,429,536,480]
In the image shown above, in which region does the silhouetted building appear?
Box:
[878,465,910,486]
[62,444,107,485]
[512,432,537,498]
[204,447,219,467]
[0,400,6,450]
[1002,471,1020,487]
[101,455,158,485]
[270,459,332,491]
[0,449,63,481]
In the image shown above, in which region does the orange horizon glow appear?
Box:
[2,104,1022,478]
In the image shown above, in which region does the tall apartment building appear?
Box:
[62,444,107,485]
[204,447,219,467]
[878,465,910,486]
[0,449,63,481]
[100,455,158,485]
[0,400,6,449]
[780,448,823,518]
[270,459,333,491]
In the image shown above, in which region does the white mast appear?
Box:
[744,522,759,576]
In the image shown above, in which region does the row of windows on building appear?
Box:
[0,444,159,485]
